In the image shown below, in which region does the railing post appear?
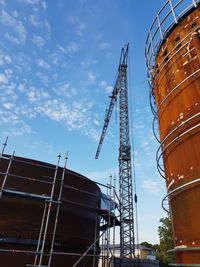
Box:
[192,0,197,7]
[169,0,178,24]
[157,15,164,40]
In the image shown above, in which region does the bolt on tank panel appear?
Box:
[150,5,200,264]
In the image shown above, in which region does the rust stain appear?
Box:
[153,6,200,264]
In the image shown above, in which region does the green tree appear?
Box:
[156,217,175,266]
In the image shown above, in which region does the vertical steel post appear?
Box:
[0,151,15,198]
[1,136,8,156]
[92,213,98,267]
[38,154,61,267]
[47,153,68,267]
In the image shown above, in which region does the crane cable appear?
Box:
[128,47,140,252]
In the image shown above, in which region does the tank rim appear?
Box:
[145,1,200,78]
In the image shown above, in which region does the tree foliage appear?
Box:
[140,217,175,266]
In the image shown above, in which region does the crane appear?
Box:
[95,44,135,258]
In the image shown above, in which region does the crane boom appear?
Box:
[95,44,135,259]
[95,45,129,159]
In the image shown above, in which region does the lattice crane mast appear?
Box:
[95,44,135,258]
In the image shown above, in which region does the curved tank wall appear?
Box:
[146,1,200,264]
[0,155,101,267]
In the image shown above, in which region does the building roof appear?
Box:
[101,244,153,251]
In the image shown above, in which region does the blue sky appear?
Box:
[0,0,168,244]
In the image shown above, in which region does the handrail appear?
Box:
[162,177,200,212]
[156,112,200,177]
[145,0,199,79]
[157,122,200,178]
[151,67,200,145]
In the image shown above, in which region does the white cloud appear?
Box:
[88,71,96,81]
[85,167,118,182]
[53,82,71,98]
[0,0,6,6]
[17,0,39,4]
[0,9,26,44]
[26,87,49,102]
[4,33,20,44]
[67,15,86,36]
[32,35,45,47]
[36,72,49,85]
[4,55,12,64]
[41,1,47,11]
[99,42,111,50]
[94,119,100,126]
[135,123,144,129]
[0,73,8,83]
[141,141,149,148]
[18,84,25,92]
[3,102,14,109]
[76,22,86,36]
[29,14,42,27]
[12,10,18,18]
[67,41,79,53]
[0,110,32,136]
[57,44,67,54]
[34,99,90,132]
[81,59,97,68]
[35,58,50,70]
[44,19,51,38]
[67,16,76,24]
[1,9,16,25]
[142,179,164,195]
[100,80,113,94]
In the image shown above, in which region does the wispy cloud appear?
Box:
[35,58,50,70]
[67,41,79,53]
[67,15,86,36]
[44,19,51,38]
[88,71,96,81]
[0,51,12,66]
[0,110,32,136]
[41,1,47,11]
[142,178,164,195]
[53,82,77,98]
[0,73,8,84]
[26,86,49,102]
[32,35,46,47]
[85,167,118,182]
[0,9,26,44]
[17,0,39,5]
[0,0,6,7]
[99,42,111,50]
[81,59,97,68]
[57,44,67,54]
[29,14,43,27]
[100,80,113,94]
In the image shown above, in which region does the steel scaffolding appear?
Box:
[0,138,119,267]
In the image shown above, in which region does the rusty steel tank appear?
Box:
[0,154,101,267]
[146,0,200,264]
